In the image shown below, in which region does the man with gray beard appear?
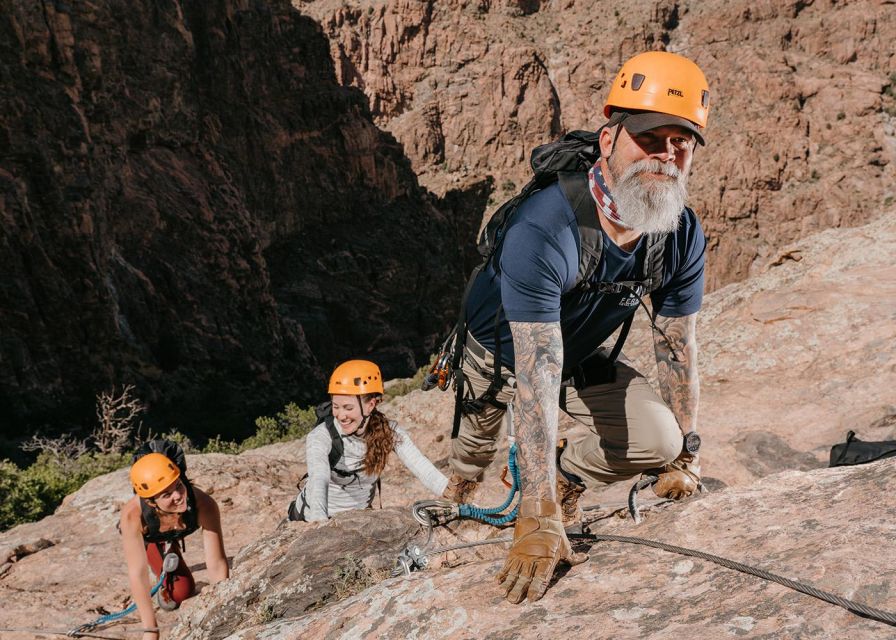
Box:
[608,156,689,234]
[443,51,711,604]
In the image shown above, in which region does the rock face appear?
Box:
[298,0,896,291]
[1,212,894,638]
[210,460,896,640]
[0,0,480,435]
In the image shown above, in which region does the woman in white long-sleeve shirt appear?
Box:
[289,359,449,522]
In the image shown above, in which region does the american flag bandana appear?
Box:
[588,164,634,230]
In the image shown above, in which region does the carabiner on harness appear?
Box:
[422,349,454,392]
[162,551,180,574]
[422,332,457,392]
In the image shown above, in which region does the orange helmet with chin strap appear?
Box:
[604,51,710,144]
[328,360,384,396]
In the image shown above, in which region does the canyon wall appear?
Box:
[0,0,480,436]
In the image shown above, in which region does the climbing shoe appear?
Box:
[152,583,180,611]
[442,473,479,504]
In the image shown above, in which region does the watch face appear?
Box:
[684,431,701,454]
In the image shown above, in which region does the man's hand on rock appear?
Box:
[496,497,588,603]
[651,453,701,500]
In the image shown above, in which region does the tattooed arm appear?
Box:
[509,320,564,500]
[653,312,700,434]
[498,320,586,605]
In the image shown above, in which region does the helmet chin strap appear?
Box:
[604,117,627,161]
[344,396,373,437]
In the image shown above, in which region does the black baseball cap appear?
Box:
[607,110,706,146]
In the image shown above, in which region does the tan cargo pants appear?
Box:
[449,336,682,489]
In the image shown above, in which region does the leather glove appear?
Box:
[496,497,588,604]
[651,453,701,500]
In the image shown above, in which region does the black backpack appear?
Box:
[313,401,348,472]
[133,438,188,476]
[829,431,896,467]
[441,130,670,438]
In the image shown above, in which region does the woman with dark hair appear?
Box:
[290,360,448,521]
[120,451,228,639]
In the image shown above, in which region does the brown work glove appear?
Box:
[651,453,701,500]
[496,497,588,604]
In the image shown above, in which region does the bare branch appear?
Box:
[21,434,89,473]
[93,385,146,454]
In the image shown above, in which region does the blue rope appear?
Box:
[70,572,165,634]
[458,443,521,526]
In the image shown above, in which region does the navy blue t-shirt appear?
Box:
[465,182,705,371]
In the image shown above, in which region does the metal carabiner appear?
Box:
[162,551,180,574]
[628,475,658,524]
[412,499,458,527]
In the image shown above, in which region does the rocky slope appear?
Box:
[298,0,896,290]
[1,209,893,638]
[0,0,480,437]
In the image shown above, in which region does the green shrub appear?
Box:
[0,451,130,531]
[159,429,196,453]
[243,402,318,449]
[202,435,241,455]
[202,402,319,455]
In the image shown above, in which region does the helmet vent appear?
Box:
[631,74,645,91]
[701,90,710,108]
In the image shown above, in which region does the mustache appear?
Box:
[623,159,682,180]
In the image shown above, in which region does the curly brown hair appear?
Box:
[360,394,399,476]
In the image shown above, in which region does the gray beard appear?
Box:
[606,157,689,234]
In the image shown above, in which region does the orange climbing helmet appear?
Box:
[604,51,710,144]
[130,452,181,498]
[328,360,384,396]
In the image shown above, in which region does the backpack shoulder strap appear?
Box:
[324,416,344,469]
[557,171,602,288]
[642,231,668,293]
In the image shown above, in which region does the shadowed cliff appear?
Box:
[0,0,482,437]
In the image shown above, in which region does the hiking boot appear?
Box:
[556,439,585,525]
[557,470,585,526]
[153,584,180,611]
[443,473,479,504]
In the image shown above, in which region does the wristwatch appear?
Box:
[683,430,701,455]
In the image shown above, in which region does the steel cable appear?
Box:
[401,523,896,628]
[584,533,896,626]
